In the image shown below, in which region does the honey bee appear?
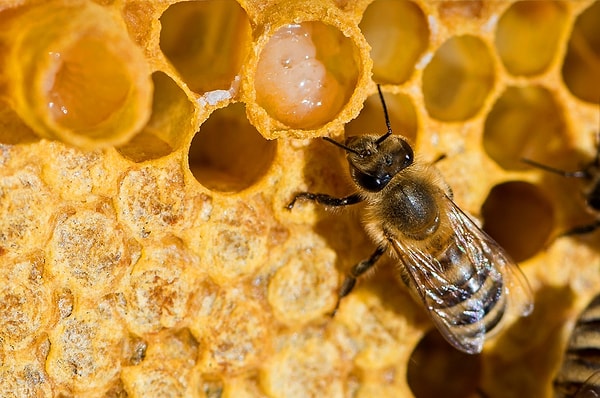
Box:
[522,137,600,236]
[286,85,533,354]
[573,373,600,398]
[554,294,600,398]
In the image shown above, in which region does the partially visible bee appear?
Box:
[522,136,600,236]
[574,372,600,398]
[554,294,600,398]
[286,85,533,354]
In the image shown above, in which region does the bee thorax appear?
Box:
[382,180,440,240]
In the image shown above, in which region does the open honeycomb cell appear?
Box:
[0,0,598,397]
[561,0,600,104]
[345,91,418,143]
[483,85,569,171]
[188,103,276,193]
[360,0,429,85]
[495,1,568,77]
[254,22,360,130]
[422,35,495,122]
[159,0,252,94]
[481,181,554,262]
[117,72,195,163]
[407,329,481,398]
[0,0,152,149]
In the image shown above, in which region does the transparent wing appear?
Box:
[576,372,600,398]
[388,195,533,354]
[444,196,534,319]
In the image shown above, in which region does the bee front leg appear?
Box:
[286,192,362,210]
[331,245,386,316]
[561,220,600,237]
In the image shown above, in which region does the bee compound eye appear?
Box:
[400,140,414,166]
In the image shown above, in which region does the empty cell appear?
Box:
[481,181,554,262]
[47,39,130,132]
[360,0,429,84]
[407,329,482,398]
[495,1,568,76]
[160,0,252,93]
[117,132,173,164]
[483,85,568,171]
[254,22,359,129]
[189,103,276,192]
[117,72,195,162]
[422,35,495,122]
[0,104,39,145]
[562,1,600,104]
[4,1,152,149]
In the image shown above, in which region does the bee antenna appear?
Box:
[375,84,393,146]
[322,137,362,156]
[521,158,588,178]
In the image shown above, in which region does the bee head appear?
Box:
[322,85,413,192]
[323,133,414,192]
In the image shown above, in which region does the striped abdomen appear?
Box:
[554,294,600,397]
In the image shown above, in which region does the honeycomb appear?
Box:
[0,0,598,397]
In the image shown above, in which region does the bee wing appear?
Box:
[388,195,533,354]
[444,196,534,319]
[576,371,600,398]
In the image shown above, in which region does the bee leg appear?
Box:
[521,158,588,178]
[330,245,386,316]
[285,192,362,210]
[432,153,447,164]
[561,220,600,237]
